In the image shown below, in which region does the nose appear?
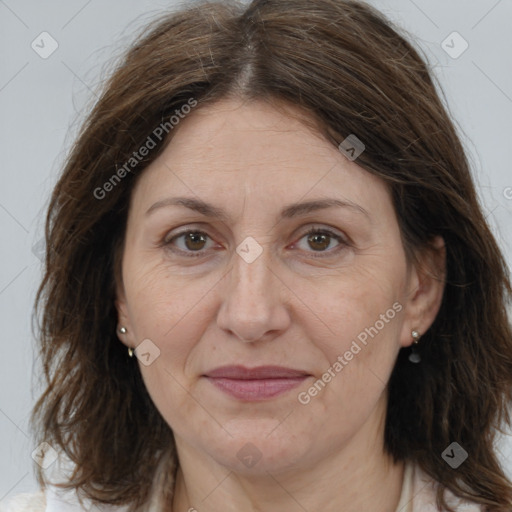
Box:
[216,246,291,343]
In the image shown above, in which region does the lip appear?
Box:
[203,365,311,401]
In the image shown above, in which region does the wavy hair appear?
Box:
[32,0,512,510]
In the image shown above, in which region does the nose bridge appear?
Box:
[230,246,273,314]
[232,227,274,299]
[217,242,289,342]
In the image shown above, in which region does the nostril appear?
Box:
[231,327,259,343]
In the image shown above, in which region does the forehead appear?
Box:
[130,97,391,220]
[161,97,337,168]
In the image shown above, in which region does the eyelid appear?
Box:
[163,228,220,255]
[295,224,348,242]
[162,222,219,243]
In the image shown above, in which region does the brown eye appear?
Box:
[293,227,347,256]
[307,232,332,251]
[165,230,215,255]
[183,232,208,251]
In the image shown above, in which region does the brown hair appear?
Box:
[32,0,512,510]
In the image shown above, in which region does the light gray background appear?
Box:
[1,0,511,501]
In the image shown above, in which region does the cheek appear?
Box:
[294,289,403,446]
[299,255,406,351]
[123,258,224,410]
[124,254,214,337]
[294,256,406,414]
[126,266,216,427]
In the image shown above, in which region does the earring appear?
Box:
[408,330,421,363]
[118,327,133,357]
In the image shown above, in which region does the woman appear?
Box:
[3,0,512,510]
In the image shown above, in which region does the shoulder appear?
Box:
[0,488,132,512]
[0,493,46,512]
[410,464,484,511]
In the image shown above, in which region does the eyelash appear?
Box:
[163,227,349,259]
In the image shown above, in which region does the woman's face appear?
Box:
[117,97,441,475]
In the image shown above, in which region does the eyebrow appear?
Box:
[145,196,370,221]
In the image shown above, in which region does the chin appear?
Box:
[197,420,314,475]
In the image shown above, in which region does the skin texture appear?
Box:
[116,97,445,512]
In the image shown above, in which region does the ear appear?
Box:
[399,236,446,348]
[115,281,136,350]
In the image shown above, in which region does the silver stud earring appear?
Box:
[408,330,421,363]
[118,326,127,334]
